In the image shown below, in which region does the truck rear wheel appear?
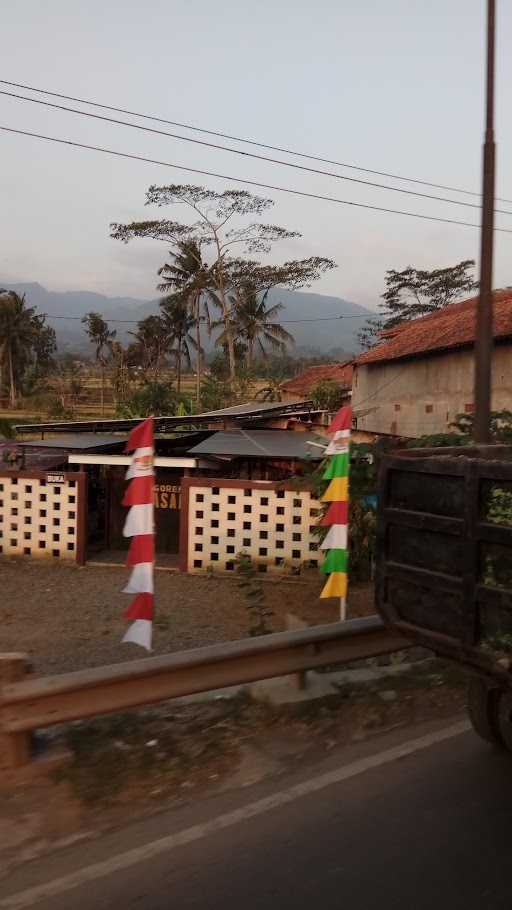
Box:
[467,677,502,745]
[496,690,512,750]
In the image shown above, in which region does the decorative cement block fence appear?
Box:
[0,470,86,564]
[179,477,322,575]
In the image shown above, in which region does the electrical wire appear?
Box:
[2,88,510,214]
[44,313,369,324]
[3,124,512,233]
[2,76,511,205]
[352,367,405,408]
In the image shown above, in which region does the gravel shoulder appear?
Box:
[0,559,374,675]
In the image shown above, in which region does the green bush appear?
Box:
[235,552,274,636]
[309,380,346,411]
[0,418,16,439]
[118,381,176,417]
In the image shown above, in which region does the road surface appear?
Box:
[2,717,512,909]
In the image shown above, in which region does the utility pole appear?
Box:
[474,0,496,444]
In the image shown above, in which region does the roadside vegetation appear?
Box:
[0,185,345,424]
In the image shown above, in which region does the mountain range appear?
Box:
[0,281,374,358]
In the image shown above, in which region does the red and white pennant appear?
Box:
[121,416,155,651]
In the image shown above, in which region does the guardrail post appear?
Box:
[0,653,31,769]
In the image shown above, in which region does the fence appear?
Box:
[0,616,408,769]
[179,477,322,574]
[0,470,86,563]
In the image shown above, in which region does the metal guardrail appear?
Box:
[0,616,408,769]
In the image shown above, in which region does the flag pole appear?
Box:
[319,405,351,622]
[121,416,155,652]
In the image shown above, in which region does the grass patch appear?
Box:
[56,707,238,805]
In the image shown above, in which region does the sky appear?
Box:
[1,0,512,312]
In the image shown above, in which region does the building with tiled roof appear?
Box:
[280,362,353,402]
[352,290,512,437]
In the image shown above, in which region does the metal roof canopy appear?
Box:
[68,454,213,469]
[17,434,127,451]
[13,400,315,436]
[188,429,325,460]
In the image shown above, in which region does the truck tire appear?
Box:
[467,677,503,745]
[496,690,512,751]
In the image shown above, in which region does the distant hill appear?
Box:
[0,281,374,357]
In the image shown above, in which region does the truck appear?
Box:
[375,444,512,747]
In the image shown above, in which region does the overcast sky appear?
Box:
[1,0,512,311]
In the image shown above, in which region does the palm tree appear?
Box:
[160,297,197,394]
[0,290,46,408]
[219,285,294,369]
[81,312,116,416]
[128,315,169,380]
[158,239,214,406]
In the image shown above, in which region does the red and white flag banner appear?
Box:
[121,417,154,651]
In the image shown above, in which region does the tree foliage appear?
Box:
[128,315,168,379]
[160,297,197,393]
[111,184,335,381]
[0,290,56,407]
[82,311,117,415]
[406,409,512,448]
[358,260,477,350]
[309,380,346,411]
[216,285,293,367]
[451,409,512,444]
[81,312,116,364]
[118,381,176,418]
[199,372,253,412]
[158,238,215,405]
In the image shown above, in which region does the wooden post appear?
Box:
[474,0,496,443]
[76,470,88,566]
[0,653,31,769]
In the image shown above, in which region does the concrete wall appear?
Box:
[0,471,85,561]
[180,477,322,575]
[352,343,512,437]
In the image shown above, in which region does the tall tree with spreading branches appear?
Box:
[111,185,335,382]
[357,260,478,350]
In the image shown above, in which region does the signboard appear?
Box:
[46,473,65,483]
[154,483,181,510]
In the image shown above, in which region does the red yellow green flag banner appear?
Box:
[320,405,351,619]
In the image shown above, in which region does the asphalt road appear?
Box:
[3,717,512,910]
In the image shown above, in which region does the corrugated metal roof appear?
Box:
[188,429,324,459]
[0,441,67,471]
[14,400,315,435]
[19,434,127,451]
[194,400,306,417]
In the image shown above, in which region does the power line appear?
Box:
[2,88,510,215]
[353,367,405,408]
[3,124,512,234]
[45,313,369,324]
[2,76,511,205]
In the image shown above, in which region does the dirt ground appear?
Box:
[0,558,375,676]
